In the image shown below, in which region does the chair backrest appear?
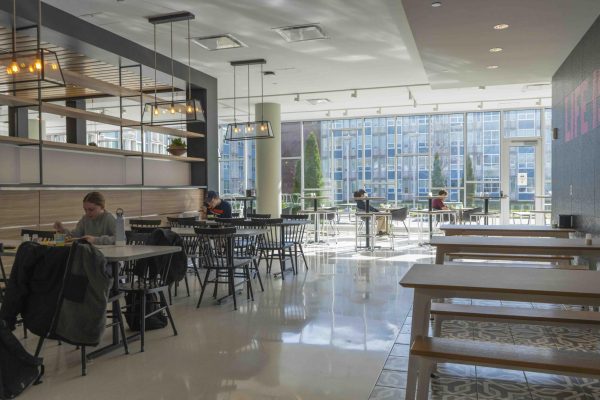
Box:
[282,220,306,244]
[129,226,164,234]
[321,207,337,221]
[280,214,309,220]
[391,207,408,221]
[252,218,283,245]
[128,219,161,228]
[215,217,246,226]
[463,207,482,218]
[167,216,197,228]
[126,230,150,245]
[194,227,235,269]
[247,213,271,219]
[20,229,55,240]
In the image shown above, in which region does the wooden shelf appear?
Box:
[0,93,205,139]
[0,135,205,162]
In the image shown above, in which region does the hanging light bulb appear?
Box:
[187,104,193,113]
[153,104,159,116]
[170,103,176,114]
[7,59,20,74]
[260,123,267,132]
[34,58,42,71]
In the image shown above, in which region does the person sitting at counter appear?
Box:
[354,189,388,235]
[53,191,116,244]
[202,190,232,219]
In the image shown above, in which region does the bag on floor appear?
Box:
[0,321,44,399]
[124,293,167,332]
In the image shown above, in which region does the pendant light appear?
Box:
[225,58,273,141]
[145,11,205,125]
[0,0,65,92]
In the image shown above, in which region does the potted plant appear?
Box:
[167,137,187,156]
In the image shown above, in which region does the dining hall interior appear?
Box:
[1,0,600,399]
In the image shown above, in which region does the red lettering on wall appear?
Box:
[564,69,600,143]
[580,79,589,135]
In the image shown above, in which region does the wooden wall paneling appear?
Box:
[102,190,142,218]
[0,191,40,231]
[141,189,202,216]
[39,190,89,227]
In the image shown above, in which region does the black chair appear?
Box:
[167,217,197,228]
[462,207,483,224]
[247,213,271,219]
[391,207,409,235]
[119,235,178,352]
[215,217,246,226]
[21,229,55,240]
[280,214,309,270]
[35,240,129,376]
[227,219,266,291]
[195,227,254,310]
[254,218,295,279]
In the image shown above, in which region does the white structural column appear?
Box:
[255,102,282,217]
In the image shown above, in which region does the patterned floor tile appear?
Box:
[476,366,527,382]
[528,384,588,400]
[369,385,406,400]
[476,379,532,400]
[389,343,410,357]
[376,369,407,388]
[431,376,477,398]
[473,322,513,343]
[436,363,476,379]
[525,372,583,386]
[441,320,472,340]
[383,356,409,372]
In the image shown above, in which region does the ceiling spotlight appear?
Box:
[478,102,484,109]
[376,107,382,114]
[351,89,357,98]
[478,85,486,90]
[493,23,510,30]
[343,109,348,116]
[489,47,503,53]
[326,111,331,117]
[408,89,413,100]
[413,99,417,108]
[486,65,499,69]
[536,98,542,106]
[431,1,442,7]
[294,94,300,102]
[433,104,439,112]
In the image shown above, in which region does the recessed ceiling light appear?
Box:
[273,24,328,43]
[192,34,246,50]
[489,47,503,53]
[493,23,509,30]
[431,1,442,7]
[305,98,330,105]
[486,65,499,69]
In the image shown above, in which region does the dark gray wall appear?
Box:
[552,15,600,233]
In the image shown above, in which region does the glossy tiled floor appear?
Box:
[13,233,600,400]
[16,236,429,400]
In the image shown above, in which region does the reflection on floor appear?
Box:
[371,299,600,400]
[10,231,600,400]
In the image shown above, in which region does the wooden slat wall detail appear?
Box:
[0,189,203,239]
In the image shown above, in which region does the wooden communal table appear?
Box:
[440,224,575,238]
[399,263,600,400]
[430,236,600,266]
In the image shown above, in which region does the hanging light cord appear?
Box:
[261,63,264,121]
[153,24,157,106]
[187,19,191,102]
[247,64,250,125]
[233,65,237,124]
[170,21,175,106]
[12,0,16,54]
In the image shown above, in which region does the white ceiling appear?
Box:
[43,0,600,122]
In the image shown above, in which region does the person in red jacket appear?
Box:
[432,189,449,210]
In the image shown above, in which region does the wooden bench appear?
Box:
[410,336,600,400]
[446,252,575,265]
[445,260,588,270]
[430,303,600,336]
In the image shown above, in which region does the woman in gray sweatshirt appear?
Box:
[53,191,116,245]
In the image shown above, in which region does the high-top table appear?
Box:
[430,236,600,265]
[400,263,600,400]
[473,195,506,225]
[415,196,437,239]
[300,196,329,243]
[440,224,575,238]
[353,196,385,249]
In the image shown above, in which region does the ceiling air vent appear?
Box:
[273,24,328,43]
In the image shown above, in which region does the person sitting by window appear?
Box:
[354,189,388,235]
[432,189,450,210]
[53,191,116,244]
[202,190,232,219]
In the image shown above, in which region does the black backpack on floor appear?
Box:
[123,293,167,332]
[0,321,44,399]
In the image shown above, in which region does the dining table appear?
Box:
[399,263,600,400]
[439,224,575,238]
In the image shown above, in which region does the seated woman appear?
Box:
[53,191,116,245]
[354,189,388,235]
[432,189,449,210]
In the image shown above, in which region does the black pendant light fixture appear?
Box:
[144,11,205,125]
[0,0,65,93]
[225,59,273,141]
